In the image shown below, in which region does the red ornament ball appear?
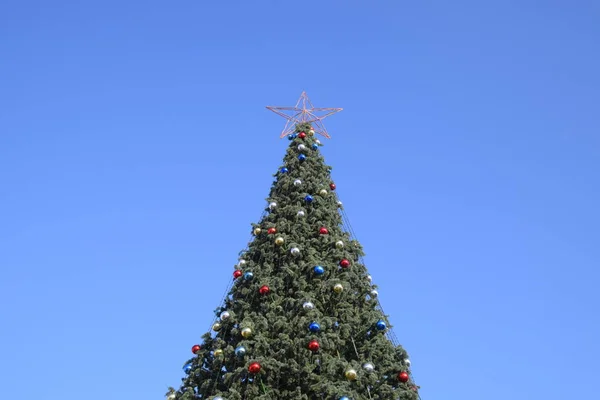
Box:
[259,285,270,295]
[233,270,243,279]
[330,183,336,190]
[307,340,320,352]
[319,227,329,235]
[298,132,306,139]
[191,344,202,354]
[339,259,350,268]
[398,371,409,382]
[248,362,261,374]
[267,227,277,234]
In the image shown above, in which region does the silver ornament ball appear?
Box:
[404,358,411,367]
[290,247,301,256]
[297,210,305,217]
[293,179,302,186]
[362,362,375,372]
[302,301,315,310]
[370,290,379,298]
[269,202,277,210]
[219,311,231,321]
[335,240,344,249]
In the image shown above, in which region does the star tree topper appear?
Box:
[266,92,342,139]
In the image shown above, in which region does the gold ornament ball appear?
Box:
[253,227,262,235]
[275,237,285,246]
[319,189,328,196]
[214,349,223,357]
[241,327,252,338]
[212,322,222,332]
[309,129,315,135]
[333,283,344,293]
[345,369,358,380]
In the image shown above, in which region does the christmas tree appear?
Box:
[166,93,420,400]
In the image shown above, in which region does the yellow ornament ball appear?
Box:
[275,237,285,246]
[253,227,262,235]
[212,322,222,332]
[345,369,358,381]
[241,327,252,338]
[333,283,344,293]
[319,189,328,196]
[214,349,223,357]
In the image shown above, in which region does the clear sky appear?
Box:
[1,1,599,399]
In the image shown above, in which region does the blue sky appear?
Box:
[1,1,599,399]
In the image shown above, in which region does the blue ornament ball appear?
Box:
[243,272,254,281]
[308,322,321,332]
[305,195,314,203]
[313,265,325,275]
[287,134,294,140]
[280,167,289,173]
[375,320,387,331]
[234,346,246,357]
[183,363,193,374]
[298,154,306,161]
[340,397,350,400]
[312,143,319,150]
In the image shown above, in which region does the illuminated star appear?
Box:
[266,91,342,139]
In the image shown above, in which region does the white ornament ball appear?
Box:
[219,311,231,321]
[335,241,344,249]
[290,247,301,256]
[404,358,411,367]
[367,275,372,282]
[362,362,375,372]
[297,210,305,217]
[298,144,306,151]
[370,290,379,298]
[269,202,277,210]
[302,301,315,310]
[319,189,328,196]
[294,179,302,186]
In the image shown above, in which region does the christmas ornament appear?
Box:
[297,210,305,217]
[167,394,176,400]
[398,371,409,382]
[335,241,344,249]
[404,358,411,367]
[308,340,320,352]
[219,311,231,321]
[259,285,270,295]
[345,369,357,381]
[305,195,313,203]
[308,322,321,332]
[290,247,300,256]
[212,322,222,332]
[313,266,325,276]
[287,134,295,140]
[370,289,378,298]
[337,201,343,207]
[214,349,223,357]
[339,259,350,268]
[191,344,202,354]
[214,397,224,400]
[375,320,386,331]
[294,179,302,186]
[183,363,193,374]
[302,301,315,310]
[362,362,375,372]
[311,143,319,150]
[319,227,329,235]
[330,183,336,190]
[333,283,344,293]
[339,397,350,400]
[267,227,277,234]
[248,362,261,374]
[238,259,247,267]
[243,272,254,281]
[298,144,306,151]
[275,236,284,245]
[316,139,322,145]
[280,167,289,173]
[298,154,306,161]
[298,132,306,139]
[253,227,262,235]
[233,270,243,279]
[309,129,315,135]
[268,201,277,210]
[241,328,252,338]
[367,275,372,282]
[319,189,328,196]
[234,346,246,357]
